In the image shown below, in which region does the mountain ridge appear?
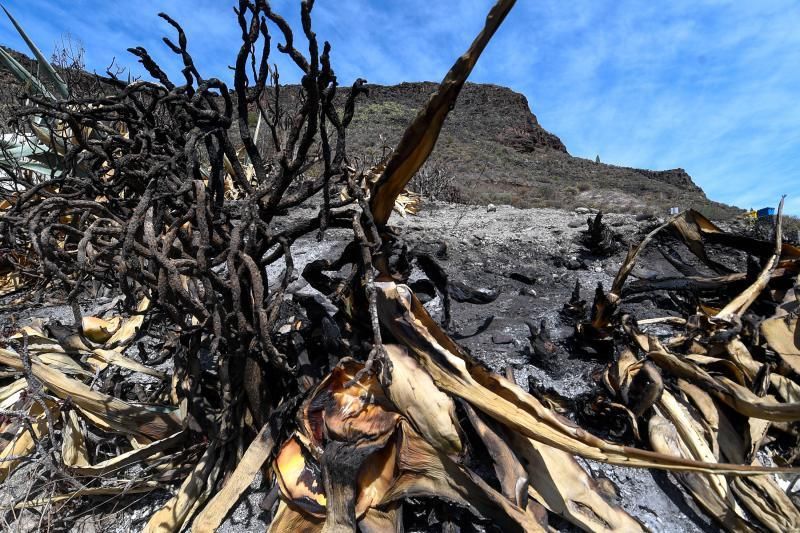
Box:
[344,80,739,216]
[0,47,741,218]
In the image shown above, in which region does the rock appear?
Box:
[492,333,514,344]
[631,266,660,280]
[487,203,497,212]
[567,260,584,270]
[519,287,537,297]
[507,270,537,285]
[610,219,625,227]
[287,277,309,293]
[567,219,584,228]
[72,517,99,533]
[552,256,585,271]
[575,207,591,214]
[635,213,655,222]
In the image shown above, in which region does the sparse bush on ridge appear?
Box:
[407,162,463,204]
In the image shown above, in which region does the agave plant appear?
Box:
[0,4,70,179]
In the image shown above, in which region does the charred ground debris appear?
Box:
[0,1,799,532]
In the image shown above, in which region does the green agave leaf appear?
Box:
[0,133,49,160]
[0,151,61,176]
[0,47,54,99]
[27,150,61,165]
[1,4,68,99]
[2,143,49,160]
[16,160,60,175]
[0,159,59,176]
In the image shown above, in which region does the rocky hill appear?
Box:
[0,48,742,219]
[345,81,740,218]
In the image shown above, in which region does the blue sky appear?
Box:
[2,0,798,214]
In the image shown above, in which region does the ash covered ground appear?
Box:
[218,201,742,532]
[0,201,762,532]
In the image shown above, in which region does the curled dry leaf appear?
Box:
[105,296,150,347]
[81,315,122,343]
[375,280,787,475]
[3,0,799,530]
[732,471,800,533]
[607,346,663,417]
[192,422,275,533]
[383,421,545,533]
[461,400,528,507]
[384,343,462,457]
[144,443,221,533]
[275,436,326,517]
[368,0,517,225]
[267,500,323,533]
[510,431,644,533]
[61,408,89,468]
[623,318,800,422]
[648,415,749,531]
[0,399,59,482]
[761,315,800,374]
[1,482,162,511]
[274,355,544,532]
[69,431,185,477]
[0,348,180,440]
[275,360,401,528]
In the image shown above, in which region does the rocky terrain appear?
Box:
[212,200,753,532]
[343,82,741,218]
[0,198,760,532]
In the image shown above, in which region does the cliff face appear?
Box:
[636,168,704,194]
[348,82,567,154]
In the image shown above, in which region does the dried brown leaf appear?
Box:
[61,408,89,468]
[510,432,644,533]
[268,500,323,533]
[732,468,800,532]
[462,401,528,507]
[0,400,58,482]
[69,431,185,476]
[384,343,462,457]
[761,316,800,375]
[382,421,545,533]
[369,0,517,225]
[81,315,122,343]
[145,443,219,533]
[648,415,749,532]
[192,423,275,533]
[0,348,181,439]
[376,281,790,474]
[4,482,162,510]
